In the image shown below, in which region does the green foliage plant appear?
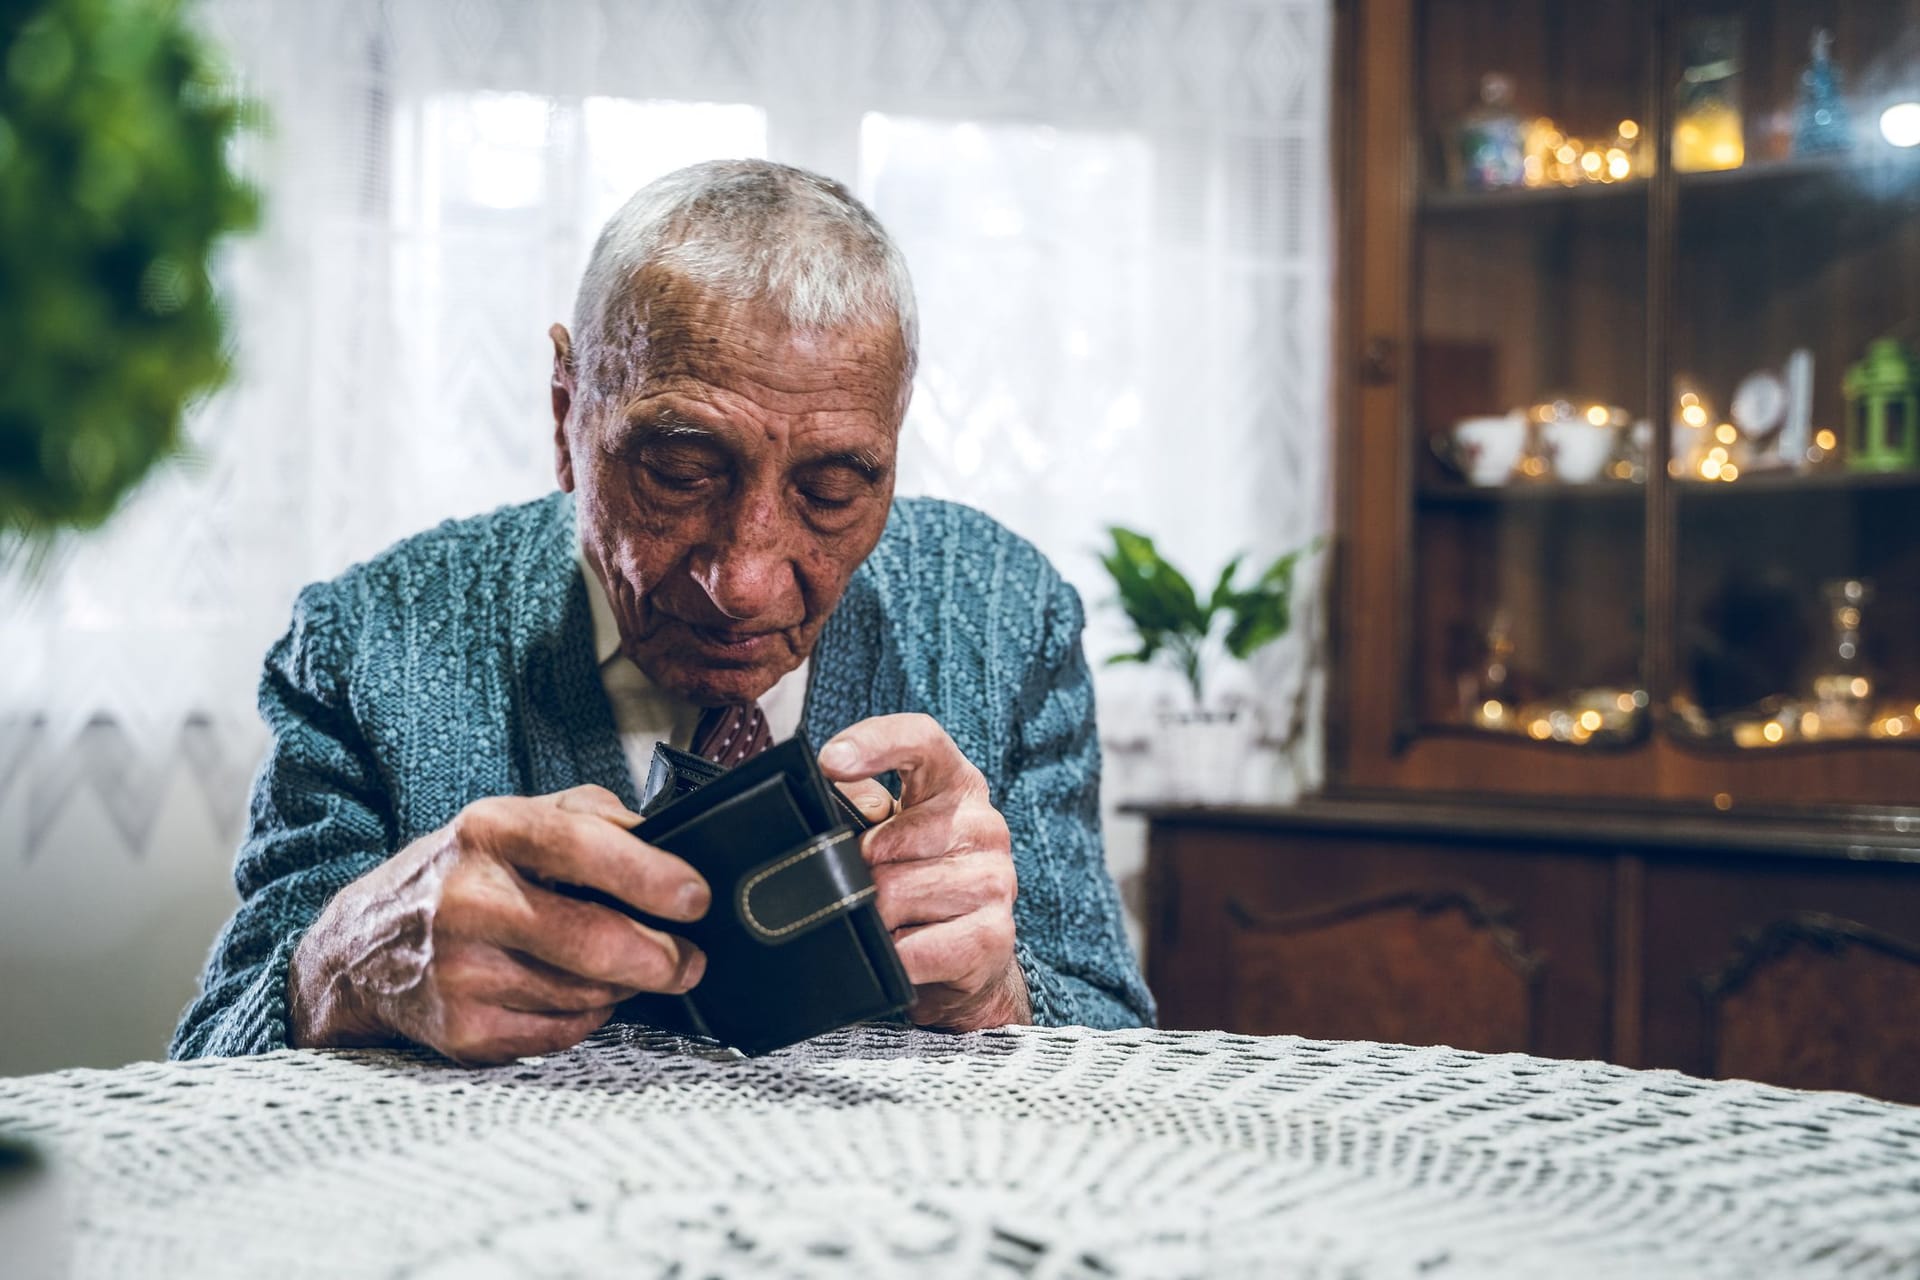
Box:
[0,0,257,551]
[1100,526,1320,708]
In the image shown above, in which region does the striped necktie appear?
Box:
[691,702,774,767]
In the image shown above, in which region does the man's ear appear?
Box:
[550,322,577,492]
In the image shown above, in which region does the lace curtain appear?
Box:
[0,0,1332,858]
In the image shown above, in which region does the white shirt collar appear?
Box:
[579,550,627,667]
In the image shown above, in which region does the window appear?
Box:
[860,114,1158,629]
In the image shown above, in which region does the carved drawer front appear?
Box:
[1704,914,1920,1103]
[1224,888,1542,1054]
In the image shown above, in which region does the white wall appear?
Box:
[0,765,238,1075]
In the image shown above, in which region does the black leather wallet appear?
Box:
[606,735,913,1055]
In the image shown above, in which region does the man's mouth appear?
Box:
[684,624,783,659]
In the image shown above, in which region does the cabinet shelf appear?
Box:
[1414,714,1649,752]
[1674,468,1920,497]
[1421,180,1647,217]
[1678,149,1920,196]
[1418,152,1920,224]
[1418,468,1920,508]
[1417,480,1642,507]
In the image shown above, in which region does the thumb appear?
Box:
[552,784,643,829]
[835,778,897,824]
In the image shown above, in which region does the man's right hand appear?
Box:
[288,785,708,1065]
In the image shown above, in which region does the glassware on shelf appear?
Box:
[1675,17,1745,173]
[1514,687,1648,746]
[1458,73,1528,190]
[1430,401,1645,489]
[1607,119,1647,180]
[1459,609,1646,745]
[1607,419,1652,483]
[1464,610,1517,727]
[1810,578,1875,735]
[1679,577,1917,750]
[1669,389,1717,478]
[1436,412,1529,487]
[1471,685,1651,746]
[1533,398,1628,484]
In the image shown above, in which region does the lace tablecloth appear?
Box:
[2,1024,1918,1278]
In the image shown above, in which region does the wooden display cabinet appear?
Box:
[1345,0,1920,801]
[1145,0,1920,1102]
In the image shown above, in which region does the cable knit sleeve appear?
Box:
[1003,571,1156,1030]
[169,581,395,1059]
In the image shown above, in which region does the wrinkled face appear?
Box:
[553,274,904,706]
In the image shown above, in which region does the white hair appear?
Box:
[569,159,918,411]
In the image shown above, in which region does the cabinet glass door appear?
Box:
[1667,0,1920,753]
[1410,0,1653,747]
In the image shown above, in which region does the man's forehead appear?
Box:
[621,264,895,355]
[625,265,758,337]
[596,293,896,413]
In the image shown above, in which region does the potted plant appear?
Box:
[0,0,257,562]
[1100,526,1320,802]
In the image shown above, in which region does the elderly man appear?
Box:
[173,159,1153,1065]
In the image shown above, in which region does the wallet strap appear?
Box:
[736,828,875,944]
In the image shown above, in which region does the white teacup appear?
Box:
[1542,420,1617,484]
[1451,413,1528,486]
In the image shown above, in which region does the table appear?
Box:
[2,1024,1918,1277]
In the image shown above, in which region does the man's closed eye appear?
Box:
[800,484,859,510]
[645,461,725,493]
[796,465,878,512]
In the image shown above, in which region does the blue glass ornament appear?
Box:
[1794,29,1851,156]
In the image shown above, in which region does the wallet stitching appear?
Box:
[738,832,874,941]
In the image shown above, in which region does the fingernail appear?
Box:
[819,739,859,773]
[678,947,707,991]
[675,880,710,921]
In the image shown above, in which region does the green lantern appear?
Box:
[1843,339,1920,473]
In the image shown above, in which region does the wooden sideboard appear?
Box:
[1141,799,1920,1103]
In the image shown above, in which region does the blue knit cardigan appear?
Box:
[172,492,1155,1058]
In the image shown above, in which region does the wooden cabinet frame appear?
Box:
[1330,0,1920,809]
[1143,802,1920,1102]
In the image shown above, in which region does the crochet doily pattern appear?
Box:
[2,1025,1917,1278]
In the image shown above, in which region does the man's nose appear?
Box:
[689,493,797,622]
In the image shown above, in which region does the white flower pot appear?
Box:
[1153,706,1259,804]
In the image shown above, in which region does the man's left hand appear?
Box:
[818,714,1030,1031]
